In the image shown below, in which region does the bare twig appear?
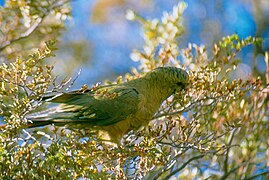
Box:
[0,0,69,52]
[244,170,269,180]
[219,165,242,180]
[151,149,188,180]
[163,154,205,180]
[154,93,221,119]
[0,17,44,52]
[223,128,237,175]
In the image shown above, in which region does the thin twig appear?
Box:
[163,154,205,180]
[0,0,69,52]
[223,128,237,175]
[152,149,188,180]
[244,170,269,180]
[219,165,242,180]
[0,17,43,52]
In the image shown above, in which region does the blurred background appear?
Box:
[1,0,268,88]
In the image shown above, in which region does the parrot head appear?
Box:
[148,67,189,93]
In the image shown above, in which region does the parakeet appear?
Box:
[27,67,189,144]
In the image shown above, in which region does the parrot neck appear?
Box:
[130,74,174,98]
[128,77,174,108]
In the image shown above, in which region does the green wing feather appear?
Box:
[28,85,140,126]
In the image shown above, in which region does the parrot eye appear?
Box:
[176,82,184,87]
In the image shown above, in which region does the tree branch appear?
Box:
[223,128,237,175]
[0,0,69,52]
[244,170,269,180]
[163,154,205,180]
[151,150,188,180]
[0,16,44,52]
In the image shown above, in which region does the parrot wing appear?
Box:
[28,85,140,126]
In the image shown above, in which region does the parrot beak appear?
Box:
[173,82,186,93]
[184,81,191,89]
[173,81,189,94]
[176,81,189,89]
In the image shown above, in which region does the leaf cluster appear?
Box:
[0,0,70,59]
[0,1,268,180]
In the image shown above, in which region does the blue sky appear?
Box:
[1,0,268,87]
[62,0,268,87]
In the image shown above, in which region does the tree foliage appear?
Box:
[0,1,268,179]
[0,0,70,59]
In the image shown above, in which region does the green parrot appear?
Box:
[27,67,189,144]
